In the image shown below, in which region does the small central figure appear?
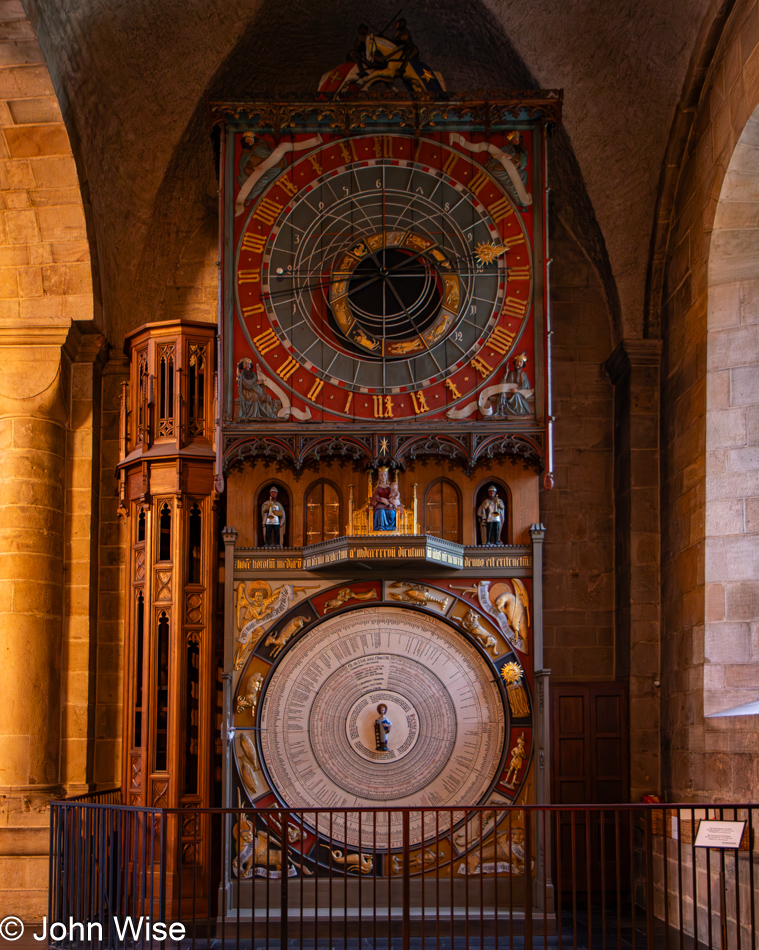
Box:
[370,466,402,531]
[375,704,392,752]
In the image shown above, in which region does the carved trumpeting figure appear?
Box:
[477,485,505,545]
[375,704,392,751]
[496,353,533,416]
[261,487,286,547]
[370,467,402,531]
[236,359,282,421]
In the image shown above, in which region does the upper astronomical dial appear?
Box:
[234,133,533,420]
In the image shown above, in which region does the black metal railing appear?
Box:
[49,802,758,949]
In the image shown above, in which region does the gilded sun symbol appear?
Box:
[474,242,508,265]
[500,661,523,685]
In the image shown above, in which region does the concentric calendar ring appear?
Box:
[258,605,507,849]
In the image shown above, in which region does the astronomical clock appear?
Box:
[211,26,560,903]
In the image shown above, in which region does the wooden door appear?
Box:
[550,682,629,894]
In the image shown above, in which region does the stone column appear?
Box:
[605,339,662,800]
[0,327,77,809]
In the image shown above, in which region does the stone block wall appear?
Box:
[704,110,759,719]
[542,218,615,680]
[660,0,759,801]
[0,0,96,918]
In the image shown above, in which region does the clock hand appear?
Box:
[383,277,444,375]
[262,246,514,301]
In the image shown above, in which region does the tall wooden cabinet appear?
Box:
[118,320,220,899]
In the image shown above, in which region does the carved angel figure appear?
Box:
[234,580,280,670]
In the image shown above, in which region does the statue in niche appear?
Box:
[477,485,505,546]
[370,467,402,530]
[495,353,533,417]
[236,359,282,421]
[261,487,286,547]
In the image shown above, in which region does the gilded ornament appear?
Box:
[500,662,531,718]
[474,241,508,265]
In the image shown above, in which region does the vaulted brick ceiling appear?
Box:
[23,0,712,346]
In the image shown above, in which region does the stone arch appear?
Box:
[704,104,759,717]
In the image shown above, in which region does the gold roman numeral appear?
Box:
[445,379,461,399]
[509,265,531,281]
[502,296,528,319]
[343,393,353,413]
[308,155,323,175]
[278,176,298,197]
[470,356,493,378]
[501,233,525,249]
[487,326,515,355]
[443,152,460,176]
[276,357,299,381]
[242,304,265,318]
[253,328,278,354]
[339,140,359,162]
[373,136,393,158]
[253,197,283,226]
[410,391,429,414]
[373,395,393,418]
[469,168,489,195]
[488,197,514,222]
[242,233,265,254]
[306,378,324,401]
[237,270,260,284]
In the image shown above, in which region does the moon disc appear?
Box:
[259,605,506,848]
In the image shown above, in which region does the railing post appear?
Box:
[281,809,289,944]
[645,809,655,950]
[402,810,410,950]
[525,811,533,949]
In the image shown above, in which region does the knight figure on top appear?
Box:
[319,18,445,97]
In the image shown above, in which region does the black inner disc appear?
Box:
[347,248,443,340]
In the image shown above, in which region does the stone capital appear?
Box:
[604,338,663,385]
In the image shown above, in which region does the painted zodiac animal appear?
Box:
[265,615,308,658]
[463,827,531,874]
[331,850,374,874]
[389,582,449,609]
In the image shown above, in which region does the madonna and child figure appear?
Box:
[370,467,402,530]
